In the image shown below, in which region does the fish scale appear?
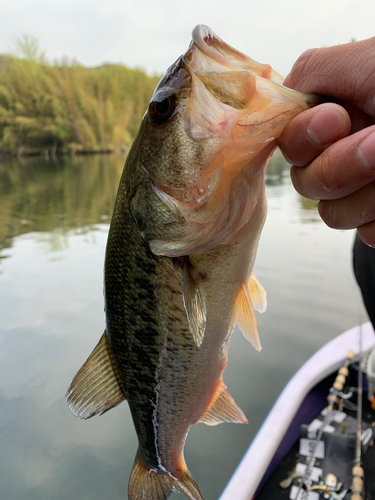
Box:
[67,24,318,500]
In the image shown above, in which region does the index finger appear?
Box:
[278,103,351,167]
[290,126,375,200]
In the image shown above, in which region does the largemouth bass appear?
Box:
[67,25,317,500]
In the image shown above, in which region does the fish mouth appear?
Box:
[188,25,284,82]
[184,25,318,121]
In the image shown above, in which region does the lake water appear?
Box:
[0,152,367,500]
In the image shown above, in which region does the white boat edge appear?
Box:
[219,322,375,500]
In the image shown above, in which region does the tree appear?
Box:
[7,33,47,64]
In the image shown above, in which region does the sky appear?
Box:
[1,0,375,77]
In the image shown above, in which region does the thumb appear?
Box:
[283,38,375,119]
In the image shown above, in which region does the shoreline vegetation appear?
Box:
[0,53,160,158]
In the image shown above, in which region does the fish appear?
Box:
[67,25,317,500]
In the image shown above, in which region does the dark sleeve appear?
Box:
[353,233,375,330]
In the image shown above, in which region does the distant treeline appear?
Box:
[0,55,160,157]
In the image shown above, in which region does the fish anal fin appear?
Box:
[199,384,247,426]
[182,259,207,348]
[128,453,204,500]
[236,282,262,351]
[248,273,267,313]
[66,331,126,419]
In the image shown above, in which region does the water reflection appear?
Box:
[0,154,365,500]
[0,154,125,257]
[0,154,129,498]
[265,149,287,186]
[266,151,320,223]
[299,197,318,211]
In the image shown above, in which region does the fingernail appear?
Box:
[306,106,347,145]
[358,131,375,170]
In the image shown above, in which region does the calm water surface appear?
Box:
[0,153,367,500]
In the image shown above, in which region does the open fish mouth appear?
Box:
[189,25,285,83]
[147,26,317,257]
[181,25,317,142]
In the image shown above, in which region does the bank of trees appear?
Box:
[0,54,160,156]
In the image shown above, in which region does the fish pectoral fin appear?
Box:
[182,259,207,348]
[66,331,126,419]
[248,273,267,313]
[129,453,204,500]
[236,282,262,351]
[199,384,247,426]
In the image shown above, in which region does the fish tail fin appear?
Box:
[128,453,204,500]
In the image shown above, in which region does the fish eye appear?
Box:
[149,89,177,125]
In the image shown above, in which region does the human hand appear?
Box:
[277,38,375,247]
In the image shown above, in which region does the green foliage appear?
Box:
[7,32,47,64]
[0,55,160,156]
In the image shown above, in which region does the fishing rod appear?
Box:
[294,350,355,500]
[351,327,364,500]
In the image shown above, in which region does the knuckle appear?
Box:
[317,150,343,194]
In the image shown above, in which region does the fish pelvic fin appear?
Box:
[199,384,247,426]
[248,273,267,313]
[66,331,126,419]
[236,281,262,351]
[182,258,207,348]
[128,453,204,500]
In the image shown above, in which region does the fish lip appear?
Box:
[190,25,247,71]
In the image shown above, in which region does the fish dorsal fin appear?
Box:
[248,273,267,313]
[66,331,126,419]
[199,384,247,426]
[236,282,262,351]
[182,259,207,348]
